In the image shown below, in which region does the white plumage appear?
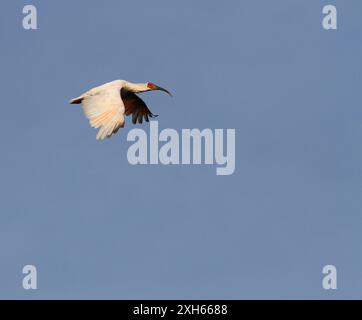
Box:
[70,80,172,140]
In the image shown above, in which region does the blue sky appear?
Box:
[0,0,361,299]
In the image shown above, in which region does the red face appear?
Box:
[146,82,172,96]
[147,82,157,90]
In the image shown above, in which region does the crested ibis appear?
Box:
[70,80,172,140]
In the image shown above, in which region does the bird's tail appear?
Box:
[69,96,84,104]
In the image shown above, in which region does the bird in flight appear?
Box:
[70,80,172,140]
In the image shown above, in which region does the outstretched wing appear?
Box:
[121,89,158,124]
[81,88,125,140]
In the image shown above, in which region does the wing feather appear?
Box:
[121,89,157,125]
[81,88,125,140]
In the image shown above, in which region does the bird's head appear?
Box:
[147,82,173,97]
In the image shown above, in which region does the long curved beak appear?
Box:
[154,85,173,97]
